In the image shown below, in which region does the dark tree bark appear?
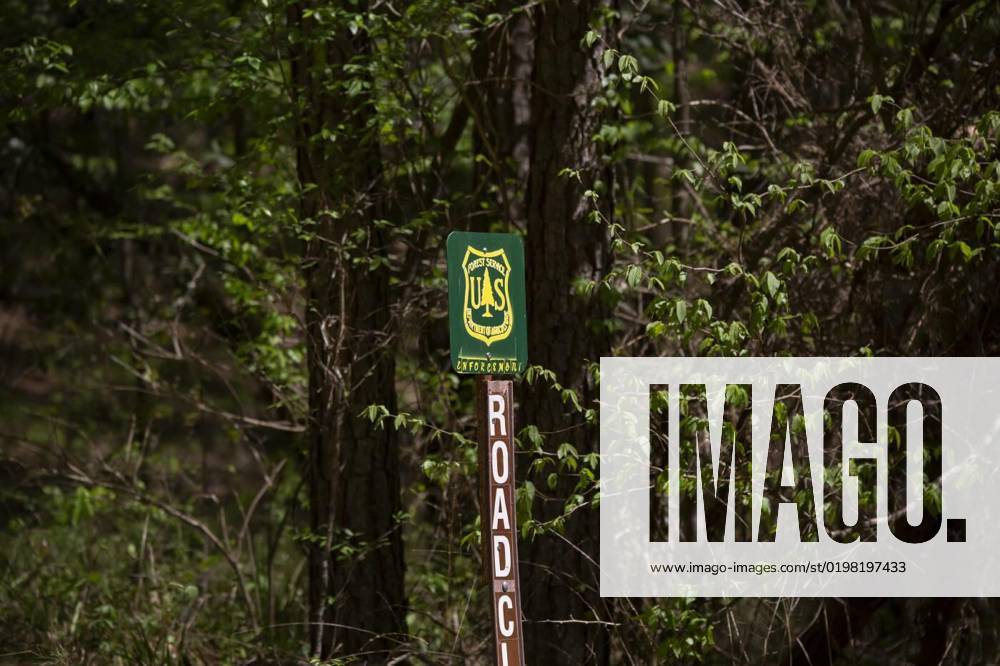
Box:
[914,598,960,666]
[521,1,614,663]
[289,3,406,661]
[469,1,533,229]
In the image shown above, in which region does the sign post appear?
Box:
[448,231,527,665]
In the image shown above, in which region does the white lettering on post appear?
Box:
[488,394,506,437]
[493,534,511,577]
[483,381,522,665]
[491,439,509,483]
[492,486,511,530]
[498,595,514,637]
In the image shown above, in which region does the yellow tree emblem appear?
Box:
[480,267,496,318]
[461,246,513,345]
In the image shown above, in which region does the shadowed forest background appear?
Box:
[2,0,1000,663]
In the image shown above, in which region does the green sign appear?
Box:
[447,231,527,374]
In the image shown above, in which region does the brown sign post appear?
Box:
[478,377,525,666]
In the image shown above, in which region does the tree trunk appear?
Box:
[469,1,533,229]
[289,3,406,660]
[521,1,613,663]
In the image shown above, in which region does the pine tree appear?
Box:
[480,267,496,317]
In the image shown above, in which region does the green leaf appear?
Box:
[618,54,638,75]
[725,384,749,408]
[895,107,914,129]
[763,271,781,298]
[950,240,973,262]
[646,321,666,338]
[857,148,877,169]
[868,92,893,114]
[819,227,842,258]
[657,99,676,117]
[674,300,687,324]
[626,264,642,288]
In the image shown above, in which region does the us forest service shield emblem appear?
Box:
[461,246,513,346]
[446,231,527,375]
